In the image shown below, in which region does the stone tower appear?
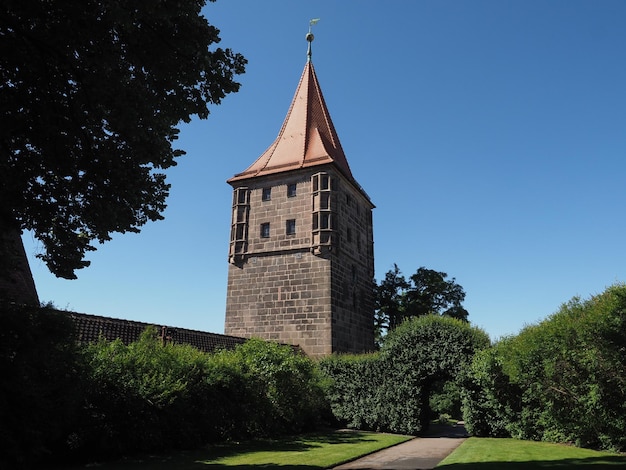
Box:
[224,32,374,358]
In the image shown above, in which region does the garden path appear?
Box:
[332,423,467,470]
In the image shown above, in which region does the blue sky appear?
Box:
[22,1,626,341]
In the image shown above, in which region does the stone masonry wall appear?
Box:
[329,172,375,353]
[225,251,333,357]
[225,167,374,358]
[0,226,39,306]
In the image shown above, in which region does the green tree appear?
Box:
[406,267,468,320]
[374,265,469,344]
[374,264,409,339]
[0,0,246,296]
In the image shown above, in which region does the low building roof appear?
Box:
[68,311,248,353]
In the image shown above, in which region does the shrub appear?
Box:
[463,284,626,451]
[430,380,463,420]
[319,353,383,430]
[461,344,519,437]
[69,332,328,461]
[0,303,81,469]
[321,315,490,435]
[73,327,221,459]
[225,338,328,436]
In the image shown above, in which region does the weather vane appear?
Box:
[307,18,320,61]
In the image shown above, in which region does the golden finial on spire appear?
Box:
[307,18,320,61]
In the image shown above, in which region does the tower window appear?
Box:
[235,187,248,204]
[236,206,246,222]
[321,175,329,190]
[235,224,245,240]
[320,213,330,230]
[287,183,297,197]
[262,187,271,201]
[261,223,270,238]
[347,228,353,243]
[320,192,330,209]
[286,219,296,235]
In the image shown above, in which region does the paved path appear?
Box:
[333,424,467,470]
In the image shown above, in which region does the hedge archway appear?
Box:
[321,315,489,435]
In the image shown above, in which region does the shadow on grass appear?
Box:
[421,422,469,438]
[438,456,626,470]
[194,465,323,470]
[86,431,384,470]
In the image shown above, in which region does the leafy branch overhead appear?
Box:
[1,0,246,279]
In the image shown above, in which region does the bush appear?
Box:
[226,338,329,436]
[463,284,626,451]
[69,332,329,461]
[319,353,383,430]
[321,315,490,435]
[0,303,81,469]
[461,344,519,437]
[72,327,220,459]
[430,380,463,420]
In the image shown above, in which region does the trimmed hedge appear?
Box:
[321,315,490,435]
[462,284,626,452]
[70,333,328,461]
[1,310,328,468]
[0,303,81,469]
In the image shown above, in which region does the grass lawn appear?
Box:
[438,437,626,469]
[66,430,411,470]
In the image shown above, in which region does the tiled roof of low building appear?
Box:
[67,311,248,353]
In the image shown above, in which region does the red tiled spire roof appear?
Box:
[228,60,353,183]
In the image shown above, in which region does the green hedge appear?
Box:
[462,284,626,451]
[0,303,81,469]
[321,315,490,435]
[71,333,328,461]
[1,309,329,467]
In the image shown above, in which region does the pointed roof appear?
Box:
[227,60,353,183]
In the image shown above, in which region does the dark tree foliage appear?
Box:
[374,264,410,335]
[0,0,246,280]
[406,267,468,320]
[374,264,469,344]
[0,303,81,469]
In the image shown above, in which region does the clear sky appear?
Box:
[22,0,626,341]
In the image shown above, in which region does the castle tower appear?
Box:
[224,30,374,358]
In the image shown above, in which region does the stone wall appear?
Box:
[226,250,333,357]
[225,166,375,358]
[0,226,39,306]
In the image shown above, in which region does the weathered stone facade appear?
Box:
[225,167,374,358]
